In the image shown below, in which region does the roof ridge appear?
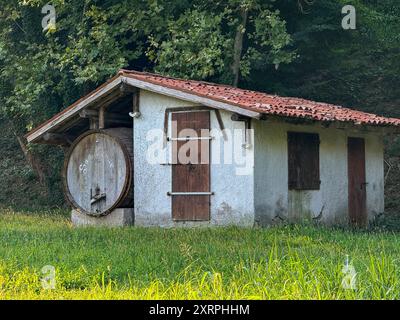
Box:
[25,68,400,144]
[121,70,400,123]
[119,69,255,91]
[120,69,360,111]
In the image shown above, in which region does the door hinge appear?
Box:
[167,192,214,196]
[167,137,213,141]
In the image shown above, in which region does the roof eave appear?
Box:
[121,75,261,119]
[24,70,400,144]
[25,75,262,144]
[26,75,124,143]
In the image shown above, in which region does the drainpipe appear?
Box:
[129,89,141,119]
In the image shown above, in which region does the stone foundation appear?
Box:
[71,208,134,227]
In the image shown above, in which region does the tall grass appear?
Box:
[0,208,399,299]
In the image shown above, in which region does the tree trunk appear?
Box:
[15,133,48,191]
[231,8,248,87]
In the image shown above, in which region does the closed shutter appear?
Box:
[288,132,320,190]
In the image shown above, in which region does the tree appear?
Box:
[149,0,295,86]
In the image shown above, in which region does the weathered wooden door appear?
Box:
[347,137,367,226]
[171,111,210,221]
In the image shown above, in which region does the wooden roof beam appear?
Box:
[42,133,73,146]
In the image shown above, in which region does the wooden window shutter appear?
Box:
[288,132,320,190]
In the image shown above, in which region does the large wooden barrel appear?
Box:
[64,128,133,216]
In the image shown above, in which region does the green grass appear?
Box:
[0,208,400,299]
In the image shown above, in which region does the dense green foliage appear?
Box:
[0,119,64,208]
[1,209,400,299]
[1,0,399,128]
[0,0,297,130]
[0,0,399,209]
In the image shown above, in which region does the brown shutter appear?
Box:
[288,132,320,190]
[171,111,210,221]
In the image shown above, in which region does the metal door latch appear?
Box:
[91,187,106,204]
[360,182,369,190]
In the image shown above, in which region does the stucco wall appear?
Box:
[365,133,385,221]
[133,90,384,227]
[253,120,384,226]
[133,90,254,227]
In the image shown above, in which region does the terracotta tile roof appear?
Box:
[26,69,400,143]
[121,69,400,127]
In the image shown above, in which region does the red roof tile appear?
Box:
[121,69,400,127]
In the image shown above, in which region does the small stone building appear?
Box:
[26,70,400,227]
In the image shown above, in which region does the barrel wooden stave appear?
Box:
[64,128,133,216]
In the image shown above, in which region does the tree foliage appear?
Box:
[149,0,295,82]
[0,0,296,132]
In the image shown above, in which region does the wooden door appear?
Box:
[347,137,367,226]
[171,111,210,221]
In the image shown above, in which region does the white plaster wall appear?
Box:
[253,120,384,226]
[133,90,254,227]
[365,134,385,221]
[132,89,384,227]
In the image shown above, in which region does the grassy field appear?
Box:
[0,208,399,300]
